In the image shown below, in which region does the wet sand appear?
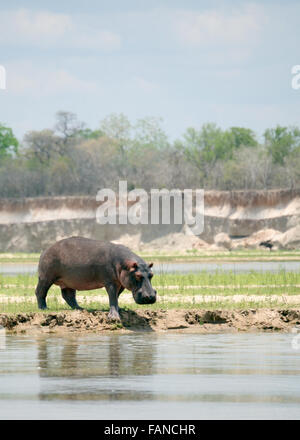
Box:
[1,308,300,334]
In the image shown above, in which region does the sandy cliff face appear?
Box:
[0,190,299,252]
[203,189,300,241]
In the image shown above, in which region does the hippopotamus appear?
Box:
[35,236,157,321]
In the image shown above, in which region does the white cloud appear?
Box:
[0,8,121,51]
[174,4,264,47]
[7,64,99,96]
[0,9,71,44]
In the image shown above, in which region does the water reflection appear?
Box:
[36,335,158,402]
[36,335,157,377]
[1,333,300,419]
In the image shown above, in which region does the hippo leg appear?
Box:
[61,288,83,310]
[118,286,124,297]
[35,278,52,309]
[106,284,121,321]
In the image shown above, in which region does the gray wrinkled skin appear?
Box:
[35,236,157,321]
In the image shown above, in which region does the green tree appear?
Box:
[77,128,103,140]
[264,125,300,165]
[24,130,60,164]
[134,116,169,150]
[55,111,85,146]
[182,123,258,170]
[100,113,132,179]
[100,113,131,147]
[0,124,18,157]
[222,127,257,152]
[182,123,223,167]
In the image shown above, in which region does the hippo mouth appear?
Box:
[133,290,157,305]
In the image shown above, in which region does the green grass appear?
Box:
[154,269,300,287]
[1,269,300,295]
[0,253,40,263]
[1,269,300,314]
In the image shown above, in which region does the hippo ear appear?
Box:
[148,262,154,268]
[125,260,138,272]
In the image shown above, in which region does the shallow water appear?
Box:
[1,260,300,275]
[157,261,300,274]
[0,332,299,420]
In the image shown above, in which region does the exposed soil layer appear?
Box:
[1,309,300,334]
[1,189,300,251]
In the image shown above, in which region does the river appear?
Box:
[0,332,299,420]
[1,261,300,275]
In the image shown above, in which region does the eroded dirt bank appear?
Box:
[1,309,300,334]
[1,189,300,251]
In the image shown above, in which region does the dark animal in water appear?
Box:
[35,236,157,321]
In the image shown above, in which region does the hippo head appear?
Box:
[121,260,157,305]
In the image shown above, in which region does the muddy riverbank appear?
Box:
[1,308,300,334]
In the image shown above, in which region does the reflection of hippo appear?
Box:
[35,236,157,321]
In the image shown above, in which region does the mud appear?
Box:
[1,308,300,334]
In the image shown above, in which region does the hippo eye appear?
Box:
[135,271,143,281]
[148,272,153,279]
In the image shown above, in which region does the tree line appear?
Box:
[0,111,299,198]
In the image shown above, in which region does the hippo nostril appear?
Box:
[133,289,157,304]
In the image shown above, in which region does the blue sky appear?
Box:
[0,0,299,141]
